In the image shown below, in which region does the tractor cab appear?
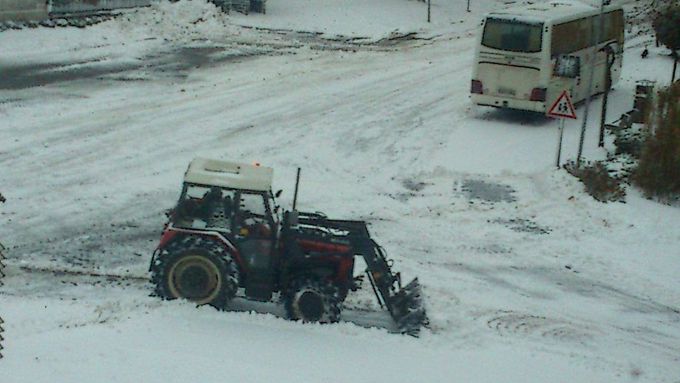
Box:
[169,158,281,300]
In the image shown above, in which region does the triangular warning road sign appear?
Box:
[547,90,577,119]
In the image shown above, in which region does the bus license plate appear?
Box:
[498,87,516,96]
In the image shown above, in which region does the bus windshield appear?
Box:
[482,18,543,53]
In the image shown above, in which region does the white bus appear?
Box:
[470,1,624,113]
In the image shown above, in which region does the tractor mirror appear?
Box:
[554,55,580,78]
[275,189,283,198]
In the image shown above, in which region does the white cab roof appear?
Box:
[184,157,273,192]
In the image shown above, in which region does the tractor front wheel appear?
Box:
[284,277,341,323]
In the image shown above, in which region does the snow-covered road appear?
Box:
[1,1,679,382]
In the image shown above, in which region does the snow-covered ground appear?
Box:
[1,0,679,382]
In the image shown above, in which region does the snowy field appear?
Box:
[1,0,679,382]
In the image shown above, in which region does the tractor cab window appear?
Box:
[235,192,272,238]
[240,192,266,216]
[184,185,209,199]
[173,184,235,231]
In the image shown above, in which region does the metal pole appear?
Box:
[598,46,614,147]
[0,194,5,359]
[467,0,470,12]
[598,85,609,147]
[427,0,431,23]
[292,167,301,211]
[576,0,606,167]
[556,118,565,168]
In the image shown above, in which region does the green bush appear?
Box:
[653,4,680,81]
[633,81,680,202]
[653,5,680,52]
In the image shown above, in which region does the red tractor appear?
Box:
[150,158,427,334]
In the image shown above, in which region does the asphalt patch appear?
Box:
[461,179,517,203]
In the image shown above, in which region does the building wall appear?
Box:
[0,0,48,21]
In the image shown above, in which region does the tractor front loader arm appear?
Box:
[296,214,428,335]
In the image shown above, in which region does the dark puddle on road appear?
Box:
[460,179,517,203]
[0,59,141,90]
[0,45,270,91]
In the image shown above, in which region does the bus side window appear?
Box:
[602,10,624,45]
[551,18,592,56]
[615,10,624,44]
[577,17,593,51]
[593,11,625,46]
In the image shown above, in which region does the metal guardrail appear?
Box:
[205,0,265,14]
[0,243,5,359]
[49,0,153,15]
[49,0,266,16]
[0,192,5,358]
[1,0,266,23]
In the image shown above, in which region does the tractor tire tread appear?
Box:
[284,276,342,323]
[150,236,239,310]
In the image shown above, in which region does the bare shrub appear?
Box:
[566,161,626,203]
[633,81,680,202]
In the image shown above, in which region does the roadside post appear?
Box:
[598,43,616,147]
[577,0,606,166]
[427,0,431,22]
[0,193,5,359]
[547,90,578,168]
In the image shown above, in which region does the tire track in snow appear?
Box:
[483,310,598,343]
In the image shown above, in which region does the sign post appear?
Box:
[547,90,577,168]
[427,0,431,22]
[555,119,566,168]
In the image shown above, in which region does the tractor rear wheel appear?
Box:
[284,277,341,323]
[151,236,239,310]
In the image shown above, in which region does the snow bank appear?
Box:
[0,1,239,64]
[114,0,239,43]
[2,294,641,383]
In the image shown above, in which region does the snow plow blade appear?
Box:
[365,265,428,335]
[386,277,428,335]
